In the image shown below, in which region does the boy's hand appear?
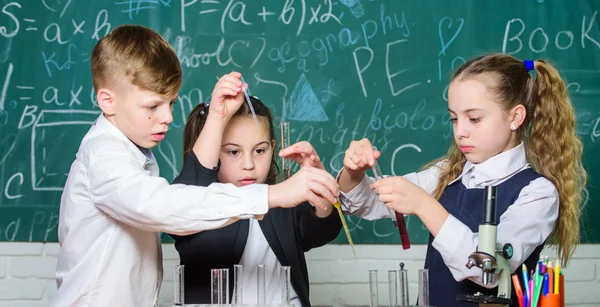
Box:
[279,141,325,170]
[268,167,339,211]
[208,72,246,122]
[343,138,381,179]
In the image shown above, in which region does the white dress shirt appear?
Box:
[51,114,269,307]
[339,143,559,287]
[239,219,301,306]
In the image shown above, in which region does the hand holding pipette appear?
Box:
[208,72,247,122]
[239,76,261,131]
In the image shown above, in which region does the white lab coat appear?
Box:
[50,114,269,307]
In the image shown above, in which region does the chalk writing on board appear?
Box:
[29,210,58,241]
[353,38,422,98]
[72,19,85,35]
[360,4,411,49]
[319,79,339,103]
[340,0,364,18]
[268,27,360,73]
[502,11,599,54]
[0,3,22,38]
[174,35,266,69]
[581,188,589,213]
[114,0,171,20]
[390,144,421,176]
[0,63,12,110]
[31,110,100,191]
[438,56,465,82]
[15,85,34,102]
[437,16,465,82]
[0,134,16,167]
[174,87,204,127]
[18,105,38,129]
[438,17,464,57]
[368,98,442,133]
[5,172,24,200]
[0,208,59,241]
[180,0,342,35]
[253,73,289,120]
[0,0,599,244]
[92,9,111,41]
[43,23,71,45]
[591,116,600,142]
[42,44,77,77]
[386,39,422,96]
[157,140,179,181]
[286,74,328,122]
[41,85,85,107]
[0,218,20,241]
[42,0,72,17]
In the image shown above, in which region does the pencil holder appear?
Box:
[540,293,559,307]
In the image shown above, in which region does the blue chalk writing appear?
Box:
[438,16,464,56]
[339,0,364,18]
[114,0,168,20]
[41,43,76,77]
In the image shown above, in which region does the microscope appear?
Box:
[457,186,514,306]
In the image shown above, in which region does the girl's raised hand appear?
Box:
[208,72,246,122]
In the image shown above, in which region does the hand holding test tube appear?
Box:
[371,146,411,250]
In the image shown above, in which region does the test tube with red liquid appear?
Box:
[371,147,411,250]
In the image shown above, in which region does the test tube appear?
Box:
[280,122,291,179]
[174,265,184,305]
[369,270,379,307]
[371,146,411,250]
[232,264,243,304]
[388,270,398,307]
[211,268,229,304]
[257,264,266,304]
[418,269,430,307]
[399,263,410,306]
[280,266,291,304]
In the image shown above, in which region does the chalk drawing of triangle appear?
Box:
[287,74,329,122]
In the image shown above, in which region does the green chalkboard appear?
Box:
[0,0,598,244]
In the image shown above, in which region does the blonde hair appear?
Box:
[427,53,586,266]
[91,24,182,96]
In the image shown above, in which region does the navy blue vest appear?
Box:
[424,168,545,307]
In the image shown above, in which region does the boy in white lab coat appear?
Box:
[50,25,339,307]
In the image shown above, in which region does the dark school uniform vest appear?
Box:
[424,168,545,307]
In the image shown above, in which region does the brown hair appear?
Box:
[91,24,182,96]
[427,53,586,266]
[183,97,280,184]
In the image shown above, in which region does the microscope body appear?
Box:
[457,186,513,306]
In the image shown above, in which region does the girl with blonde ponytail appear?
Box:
[336,53,586,307]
